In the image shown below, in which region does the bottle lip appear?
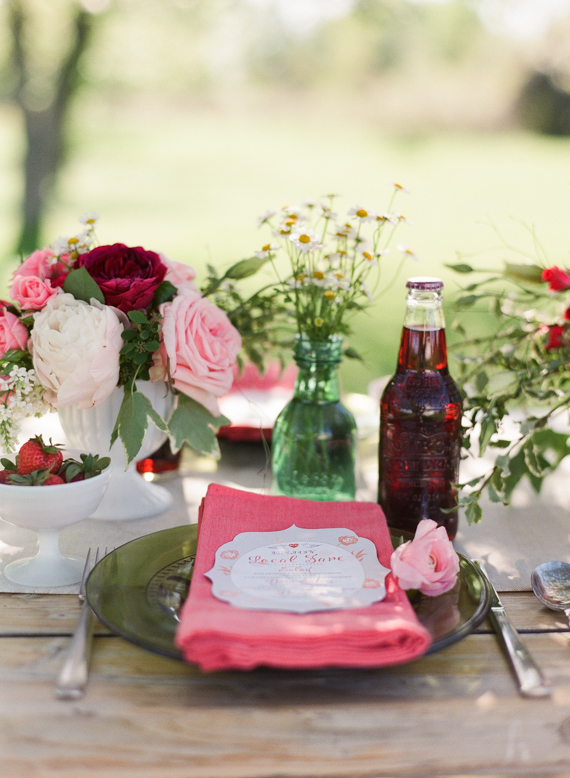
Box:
[406,276,443,291]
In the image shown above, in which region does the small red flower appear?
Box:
[546,323,566,351]
[542,266,570,292]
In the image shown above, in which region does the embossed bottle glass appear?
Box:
[272,334,357,501]
[379,278,462,539]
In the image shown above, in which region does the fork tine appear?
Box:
[78,548,92,599]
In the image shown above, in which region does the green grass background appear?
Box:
[2,100,570,392]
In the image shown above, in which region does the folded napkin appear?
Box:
[175,484,432,671]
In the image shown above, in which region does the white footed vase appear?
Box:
[58,381,175,521]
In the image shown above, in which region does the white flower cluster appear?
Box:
[52,212,100,259]
[0,367,51,452]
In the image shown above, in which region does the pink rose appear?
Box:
[390,519,460,597]
[542,266,570,292]
[153,289,241,415]
[159,253,198,291]
[9,275,61,311]
[13,248,70,287]
[0,307,28,357]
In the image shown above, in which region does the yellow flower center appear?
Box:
[296,274,306,281]
[334,271,344,278]
[313,271,325,279]
[68,237,79,244]
[280,228,291,235]
[299,234,311,244]
[356,209,368,218]
[262,244,271,251]
[363,251,372,260]
[324,291,335,299]
[314,317,324,327]
[285,219,296,226]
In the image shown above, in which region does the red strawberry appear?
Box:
[44,473,65,486]
[0,470,17,484]
[70,473,85,482]
[17,436,63,475]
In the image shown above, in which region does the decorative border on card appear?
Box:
[205,524,390,613]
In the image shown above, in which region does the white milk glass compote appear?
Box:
[0,452,111,587]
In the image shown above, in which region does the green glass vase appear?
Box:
[271,334,357,501]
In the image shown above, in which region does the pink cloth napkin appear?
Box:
[175,484,432,671]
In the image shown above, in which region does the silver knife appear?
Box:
[475,560,551,698]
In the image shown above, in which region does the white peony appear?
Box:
[30,293,124,409]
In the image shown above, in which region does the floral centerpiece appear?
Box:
[0,214,277,467]
[255,187,415,348]
[248,187,416,501]
[449,225,570,523]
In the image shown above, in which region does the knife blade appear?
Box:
[475,560,551,698]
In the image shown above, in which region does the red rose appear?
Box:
[542,266,570,292]
[546,323,566,351]
[77,243,167,313]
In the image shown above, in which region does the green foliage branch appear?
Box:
[448,227,570,523]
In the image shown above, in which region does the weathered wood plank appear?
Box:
[0,591,564,637]
[1,634,570,778]
[0,594,110,635]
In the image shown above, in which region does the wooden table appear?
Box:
[3,438,570,777]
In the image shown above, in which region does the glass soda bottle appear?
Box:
[378,277,462,539]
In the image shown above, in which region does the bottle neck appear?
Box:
[293,334,342,402]
[397,289,448,372]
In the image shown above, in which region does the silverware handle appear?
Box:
[489,607,551,698]
[55,602,94,700]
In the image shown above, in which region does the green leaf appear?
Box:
[121,329,137,341]
[457,294,478,307]
[445,263,474,274]
[152,280,177,307]
[503,262,544,284]
[523,442,543,478]
[128,310,149,325]
[343,346,363,361]
[63,267,105,305]
[478,409,497,454]
[464,499,483,525]
[111,388,169,468]
[168,394,230,458]
[224,256,269,280]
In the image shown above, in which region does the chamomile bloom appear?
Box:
[310,270,327,287]
[320,204,337,220]
[391,182,410,194]
[359,249,379,267]
[257,210,277,228]
[255,242,280,259]
[347,206,375,223]
[314,317,324,327]
[290,229,323,253]
[397,244,419,261]
[79,212,100,228]
[52,236,72,257]
[334,223,358,240]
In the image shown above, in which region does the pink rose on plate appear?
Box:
[390,519,460,597]
[0,307,28,358]
[9,274,61,311]
[159,253,198,291]
[153,289,241,416]
[13,248,71,287]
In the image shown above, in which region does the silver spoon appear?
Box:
[531,561,570,625]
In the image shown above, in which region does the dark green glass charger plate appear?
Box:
[86,524,492,662]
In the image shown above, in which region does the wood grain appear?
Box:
[1,633,570,777]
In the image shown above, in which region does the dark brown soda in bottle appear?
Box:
[378,277,462,539]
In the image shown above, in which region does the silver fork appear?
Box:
[56,547,104,700]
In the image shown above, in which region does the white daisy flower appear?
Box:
[52,236,71,256]
[310,270,327,287]
[391,182,410,194]
[397,244,419,261]
[347,206,375,223]
[257,210,276,228]
[334,223,358,240]
[320,205,337,220]
[361,280,374,302]
[290,229,323,253]
[254,242,280,259]
[359,250,378,267]
[79,212,100,227]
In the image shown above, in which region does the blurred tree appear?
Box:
[4,0,99,255]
